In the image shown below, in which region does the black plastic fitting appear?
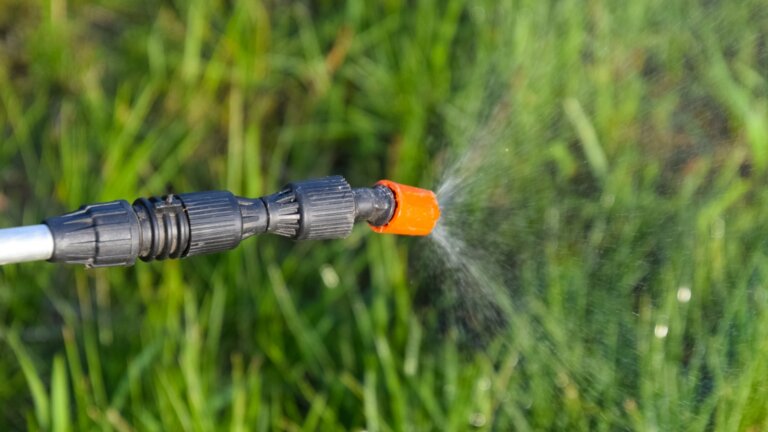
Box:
[262,176,356,240]
[45,200,142,267]
[44,176,396,268]
[353,185,395,227]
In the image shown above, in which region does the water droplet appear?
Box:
[478,378,491,391]
[654,324,669,338]
[320,264,339,289]
[469,413,487,427]
[677,286,691,303]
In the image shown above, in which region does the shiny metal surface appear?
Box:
[0,225,54,265]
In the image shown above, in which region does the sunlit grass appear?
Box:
[1,0,768,430]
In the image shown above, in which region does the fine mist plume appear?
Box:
[413,102,526,347]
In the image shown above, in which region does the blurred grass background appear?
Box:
[1,0,768,430]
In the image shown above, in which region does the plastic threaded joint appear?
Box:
[45,200,142,268]
[291,176,356,240]
[133,195,190,261]
[262,176,356,240]
[177,191,243,256]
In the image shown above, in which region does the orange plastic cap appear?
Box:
[370,180,441,236]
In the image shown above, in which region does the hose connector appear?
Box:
[263,176,356,240]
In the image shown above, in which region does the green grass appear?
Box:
[1,0,768,430]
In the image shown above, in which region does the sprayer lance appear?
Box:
[0,176,440,268]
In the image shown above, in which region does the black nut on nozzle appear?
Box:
[262,176,356,240]
[260,176,398,239]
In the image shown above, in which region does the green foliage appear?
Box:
[1,0,768,430]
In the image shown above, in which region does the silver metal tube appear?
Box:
[0,225,54,265]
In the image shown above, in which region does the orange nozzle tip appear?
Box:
[369,180,441,236]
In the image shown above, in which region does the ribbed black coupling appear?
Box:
[262,188,300,238]
[133,195,188,261]
[262,176,356,240]
[45,200,142,268]
[177,191,243,256]
[292,176,355,240]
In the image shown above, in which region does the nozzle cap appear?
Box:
[369,180,440,236]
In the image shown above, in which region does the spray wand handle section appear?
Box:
[0,176,440,268]
[44,192,257,267]
[0,225,54,265]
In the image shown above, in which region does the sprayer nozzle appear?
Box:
[369,180,440,236]
[4,175,440,268]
